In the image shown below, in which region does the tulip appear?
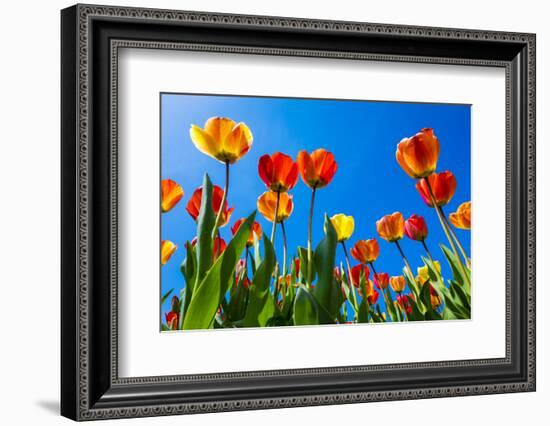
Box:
[429,284,442,309]
[297,149,338,285]
[258,153,299,192]
[294,258,300,277]
[449,201,471,230]
[186,185,234,227]
[404,214,428,241]
[397,294,414,315]
[390,275,406,293]
[161,240,177,265]
[191,236,226,261]
[161,179,184,213]
[189,117,253,164]
[350,239,380,264]
[236,258,247,280]
[350,264,370,288]
[377,212,413,277]
[396,128,440,179]
[329,214,355,242]
[374,272,389,290]
[296,148,338,189]
[416,171,457,208]
[376,212,404,243]
[213,237,227,260]
[404,214,434,261]
[190,117,253,236]
[367,290,380,305]
[418,172,470,274]
[165,311,179,330]
[257,191,294,223]
[231,218,263,247]
[417,261,441,285]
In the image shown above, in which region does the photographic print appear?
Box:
[160,93,472,331]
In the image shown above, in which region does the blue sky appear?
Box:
[160,93,471,323]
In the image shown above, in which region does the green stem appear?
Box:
[424,178,471,288]
[281,221,288,277]
[394,240,414,278]
[270,190,281,243]
[307,187,317,285]
[441,207,471,267]
[421,240,434,263]
[341,241,359,312]
[212,161,229,238]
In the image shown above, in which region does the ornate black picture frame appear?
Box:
[61,4,536,421]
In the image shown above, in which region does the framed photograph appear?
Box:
[61,4,536,421]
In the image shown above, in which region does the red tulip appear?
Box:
[231,218,263,247]
[258,152,299,192]
[367,290,380,305]
[296,148,338,189]
[374,272,389,290]
[397,294,415,314]
[186,184,234,226]
[416,171,457,207]
[404,214,428,241]
[191,236,226,260]
[350,264,370,288]
[165,311,179,330]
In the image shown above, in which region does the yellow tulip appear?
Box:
[329,214,355,242]
[161,240,177,265]
[417,261,441,285]
[189,117,253,164]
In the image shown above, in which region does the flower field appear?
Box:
[160,98,471,331]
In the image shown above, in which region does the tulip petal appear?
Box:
[189,125,219,160]
[224,122,253,161]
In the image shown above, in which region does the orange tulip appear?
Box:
[161,179,184,213]
[429,284,442,309]
[296,148,338,189]
[189,117,253,164]
[258,153,299,192]
[374,272,389,290]
[257,191,294,223]
[376,212,405,242]
[186,185,234,227]
[416,171,457,207]
[396,128,440,179]
[390,275,406,293]
[449,201,471,230]
[161,240,177,265]
[231,218,263,246]
[350,239,380,264]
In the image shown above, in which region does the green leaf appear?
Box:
[298,246,316,284]
[195,174,216,287]
[312,215,338,317]
[243,234,277,327]
[161,289,173,305]
[440,244,470,289]
[183,212,256,330]
[293,285,319,326]
[358,298,369,323]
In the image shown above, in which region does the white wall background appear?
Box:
[0,0,546,424]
